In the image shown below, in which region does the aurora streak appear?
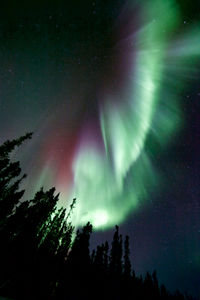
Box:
[1,0,200,231]
[67,0,200,229]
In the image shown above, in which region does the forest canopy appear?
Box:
[0,134,195,300]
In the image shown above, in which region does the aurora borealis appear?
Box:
[27,0,200,230]
[0,0,200,297]
[72,0,181,229]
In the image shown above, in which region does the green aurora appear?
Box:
[68,0,200,229]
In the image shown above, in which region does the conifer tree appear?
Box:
[123,235,131,278]
[103,241,109,271]
[0,133,32,223]
[152,270,160,300]
[0,133,32,296]
[110,225,123,276]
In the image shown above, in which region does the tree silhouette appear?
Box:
[123,235,131,278]
[0,134,195,300]
[110,225,123,276]
[0,133,32,223]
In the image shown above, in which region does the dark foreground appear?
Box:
[0,134,196,300]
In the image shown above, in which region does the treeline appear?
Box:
[0,134,195,299]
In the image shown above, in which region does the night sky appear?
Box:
[0,0,200,297]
